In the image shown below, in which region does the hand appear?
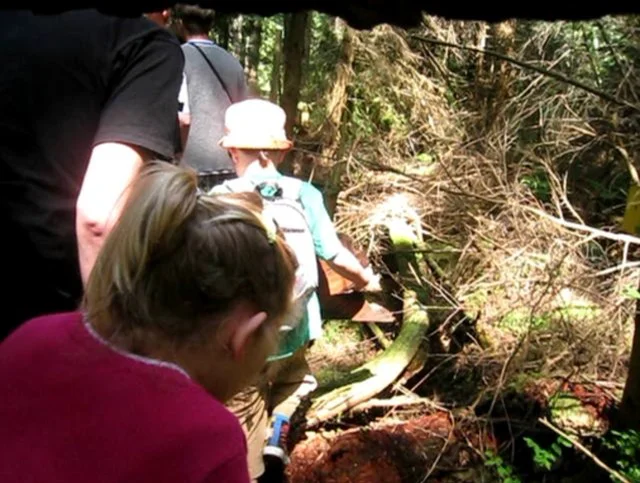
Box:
[361,266,382,293]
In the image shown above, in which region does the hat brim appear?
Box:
[219,136,292,150]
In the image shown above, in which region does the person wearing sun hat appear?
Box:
[211,98,380,481]
[218,98,293,152]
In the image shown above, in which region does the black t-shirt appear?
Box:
[0,10,184,338]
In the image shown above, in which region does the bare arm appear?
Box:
[177,73,191,154]
[325,245,380,291]
[178,112,191,158]
[75,142,144,285]
[301,183,380,292]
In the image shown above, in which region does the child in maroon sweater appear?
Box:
[0,162,297,483]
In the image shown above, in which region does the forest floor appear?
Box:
[285,321,625,483]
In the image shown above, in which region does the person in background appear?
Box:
[172,4,249,191]
[0,161,298,483]
[0,9,185,340]
[213,98,381,482]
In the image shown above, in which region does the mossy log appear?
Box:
[306,218,430,426]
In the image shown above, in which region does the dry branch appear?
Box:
[350,395,437,412]
[410,35,640,113]
[325,20,636,441]
[525,206,640,246]
[366,322,393,349]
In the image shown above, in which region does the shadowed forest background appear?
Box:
[180,11,640,482]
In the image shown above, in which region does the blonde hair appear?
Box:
[83,161,296,344]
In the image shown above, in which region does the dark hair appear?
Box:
[173,4,215,36]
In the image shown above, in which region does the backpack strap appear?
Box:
[273,177,304,203]
[218,177,255,194]
[224,176,304,201]
[217,177,308,227]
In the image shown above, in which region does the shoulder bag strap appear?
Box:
[189,42,233,104]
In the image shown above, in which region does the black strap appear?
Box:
[189,43,233,104]
[197,169,237,192]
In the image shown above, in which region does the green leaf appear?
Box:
[558,436,573,448]
[498,466,511,478]
[416,152,433,163]
[622,286,640,300]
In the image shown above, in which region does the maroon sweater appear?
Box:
[0,312,250,483]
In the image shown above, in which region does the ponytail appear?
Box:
[84,161,296,344]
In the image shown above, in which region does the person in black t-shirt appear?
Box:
[0,9,185,340]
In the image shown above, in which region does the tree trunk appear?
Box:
[244,16,263,91]
[319,20,355,164]
[620,222,640,430]
[620,302,640,429]
[239,15,247,69]
[281,11,309,138]
[270,27,283,103]
[314,19,356,215]
[483,20,518,132]
[472,23,489,117]
[229,14,244,65]
[615,148,640,430]
[303,12,313,80]
[212,13,230,50]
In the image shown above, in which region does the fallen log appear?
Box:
[306,217,430,426]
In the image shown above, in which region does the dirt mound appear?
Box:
[288,413,488,483]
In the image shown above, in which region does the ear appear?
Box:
[227,148,237,163]
[229,311,268,360]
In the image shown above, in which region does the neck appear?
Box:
[237,156,280,177]
[89,318,226,396]
[236,161,252,177]
[187,34,210,41]
[91,320,184,368]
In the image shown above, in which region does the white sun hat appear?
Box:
[218,98,293,150]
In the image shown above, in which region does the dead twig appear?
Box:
[524,206,640,246]
[366,323,393,349]
[539,418,631,483]
[350,395,439,412]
